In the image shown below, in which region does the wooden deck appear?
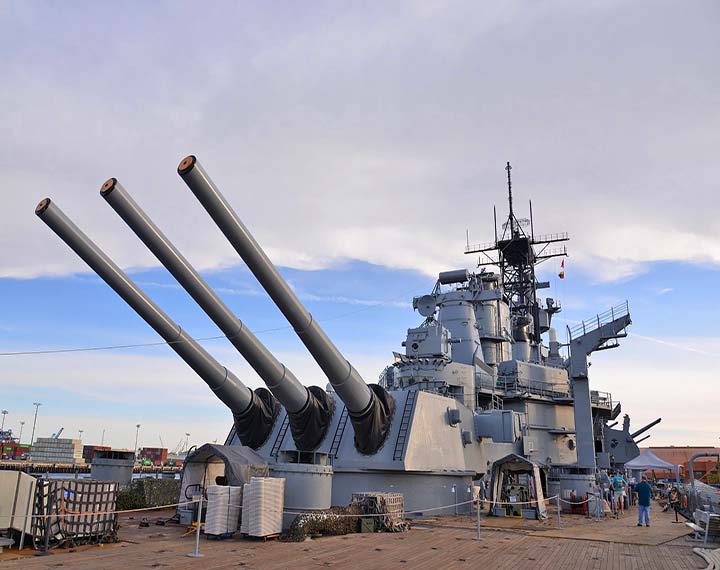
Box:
[0,503,709,569]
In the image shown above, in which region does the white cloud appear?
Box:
[1,2,718,282]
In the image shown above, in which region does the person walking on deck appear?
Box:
[611,472,627,515]
[636,474,652,527]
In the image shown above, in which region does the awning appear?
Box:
[624,449,676,470]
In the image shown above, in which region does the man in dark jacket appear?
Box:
[636,474,652,527]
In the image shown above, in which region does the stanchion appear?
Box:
[18,481,34,551]
[473,499,482,541]
[36,481,52,557]
[556,496,561,529]
[187,496,204,558]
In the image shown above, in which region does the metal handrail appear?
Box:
[465,240,497,253]
[532,232,569,243]
[568,301,629,340]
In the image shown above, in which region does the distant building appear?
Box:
[83,445,111,463]
[139,447,168,466]
[642,446,720,480]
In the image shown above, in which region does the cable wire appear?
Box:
[0,290,417,357]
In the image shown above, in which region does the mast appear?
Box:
[465,162,569,342]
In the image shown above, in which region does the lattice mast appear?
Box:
[465,162,569,341]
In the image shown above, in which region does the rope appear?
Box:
[558,496,593,505]
[26,492,601,522]
[21,495,564,521]
[19,500,200,520]
[490,496,559,507]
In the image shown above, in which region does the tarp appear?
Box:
[179,444,268,503]
[288,385,335,450]
[349,384,395,455]
[488,453,547,519]
[624,449,676,470]
[233,388,280,449]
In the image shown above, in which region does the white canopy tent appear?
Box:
[625,449,679,481]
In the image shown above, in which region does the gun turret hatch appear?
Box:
[35,198,278,449]
[100,179,332,450]
[177,155,394,454]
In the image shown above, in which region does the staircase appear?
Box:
[393,390,418,461]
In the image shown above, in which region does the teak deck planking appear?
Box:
[0,503,706,569]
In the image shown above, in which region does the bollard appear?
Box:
[556,496,561,529]
[473,497,482,541]
[187,495,204,558]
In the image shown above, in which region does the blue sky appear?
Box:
[1,1,718,449]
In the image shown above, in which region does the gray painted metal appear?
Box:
[91,455,134,486]
[177,156,373,415]
[100,179,309,413]
[35,198,254,414]
[270,462,333,529]
[690,452,720,490]
[568,308,632,469]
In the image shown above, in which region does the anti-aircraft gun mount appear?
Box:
[36,159,655,516]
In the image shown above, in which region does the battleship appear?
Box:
[34,158,659,517]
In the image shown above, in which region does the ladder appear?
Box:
[270,412,290,457]
[393,390,418,461]
[491,393,504,410]
[329,406,349,459]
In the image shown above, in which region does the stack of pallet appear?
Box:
[204,485,243,536]
[240,477,285,537]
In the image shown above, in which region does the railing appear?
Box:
[567,301,630,340]
[476,373,570,400]
[590,390,613,409]
[534,245,567,259]
[465,241,498,254]
[501,376,570,400]
[532,232,569,244]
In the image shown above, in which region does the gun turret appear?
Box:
[177,156,394,454]
[35,198,278,449]
[100,179,333,450]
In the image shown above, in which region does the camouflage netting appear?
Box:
[129,478,181,508]
[286,504,362,542]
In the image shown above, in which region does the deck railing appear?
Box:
[567,301,629,340]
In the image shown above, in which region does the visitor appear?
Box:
[611,471,627,515]
[636,474,652,527]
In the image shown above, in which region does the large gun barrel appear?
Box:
[177,156,394,454]
[630,417,661,440]
[100,179,333,450]
[35,198,278,449]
